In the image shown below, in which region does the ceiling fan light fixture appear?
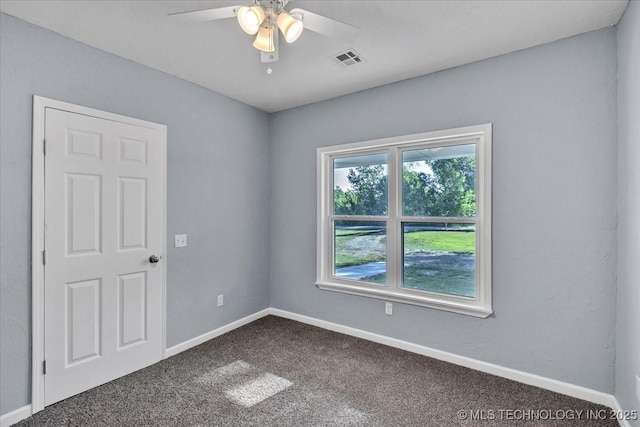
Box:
[277,12,303,43]
[237,5,265,35]
[253,25,275,52]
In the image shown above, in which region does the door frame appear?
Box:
[31,96,167,413]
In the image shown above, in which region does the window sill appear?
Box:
[316,280,492,318]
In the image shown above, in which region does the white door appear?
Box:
[43,108,164,406]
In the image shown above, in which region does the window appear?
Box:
[317,124,492,317]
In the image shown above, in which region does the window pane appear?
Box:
[402,223,475,298]
[402,144,476,217]
[334,220,386,285]
[334,154,388,216]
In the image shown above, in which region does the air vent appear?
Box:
[333,49,365,67]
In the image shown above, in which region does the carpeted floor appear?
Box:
[16,316,619,426]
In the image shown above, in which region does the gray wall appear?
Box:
[616,1,640,423]
[0,13,271,415]
[270,28,618,393]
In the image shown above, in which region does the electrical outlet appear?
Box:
[385,302,393,316]
[635,375,640,403]
[175,234,187,247]
[217,294,224,307]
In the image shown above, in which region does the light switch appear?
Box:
[175,234,187,247]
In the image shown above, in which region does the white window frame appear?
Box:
[316,124,492,318]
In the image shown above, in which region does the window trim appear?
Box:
[316,124,492,318]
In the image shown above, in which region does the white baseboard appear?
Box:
[0,405,31,427]
[611,398,633,427]
[268,308,618,409]
[164,308,270,358]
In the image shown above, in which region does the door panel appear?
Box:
[119,177,147,250]
[66,278,101,365]
[66,129,102,159]
[118,272,147,348]
[66,173,102,255]
[44,108,163,406]
[119,137,147,164]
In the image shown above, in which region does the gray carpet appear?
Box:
[16,315,618,426]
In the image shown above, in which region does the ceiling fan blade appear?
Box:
[169,6,239,22]
[289,8,360,43]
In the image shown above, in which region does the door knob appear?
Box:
[149,255,161,264]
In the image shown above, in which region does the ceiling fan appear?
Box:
[170,0,360,63]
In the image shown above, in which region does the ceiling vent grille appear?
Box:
[333,49,365,67]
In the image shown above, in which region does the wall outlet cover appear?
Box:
[217,294,224,307]
[385,302,393,316]
[635,374,640,403]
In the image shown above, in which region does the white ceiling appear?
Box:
[1,0,629,112]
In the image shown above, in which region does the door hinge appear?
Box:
[43,360,47,375]
[42,250,46,265]
[43,139,46,155]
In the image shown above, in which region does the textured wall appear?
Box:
[616,1,640,423]
[270,28,618,393]
[0,13,270,415]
